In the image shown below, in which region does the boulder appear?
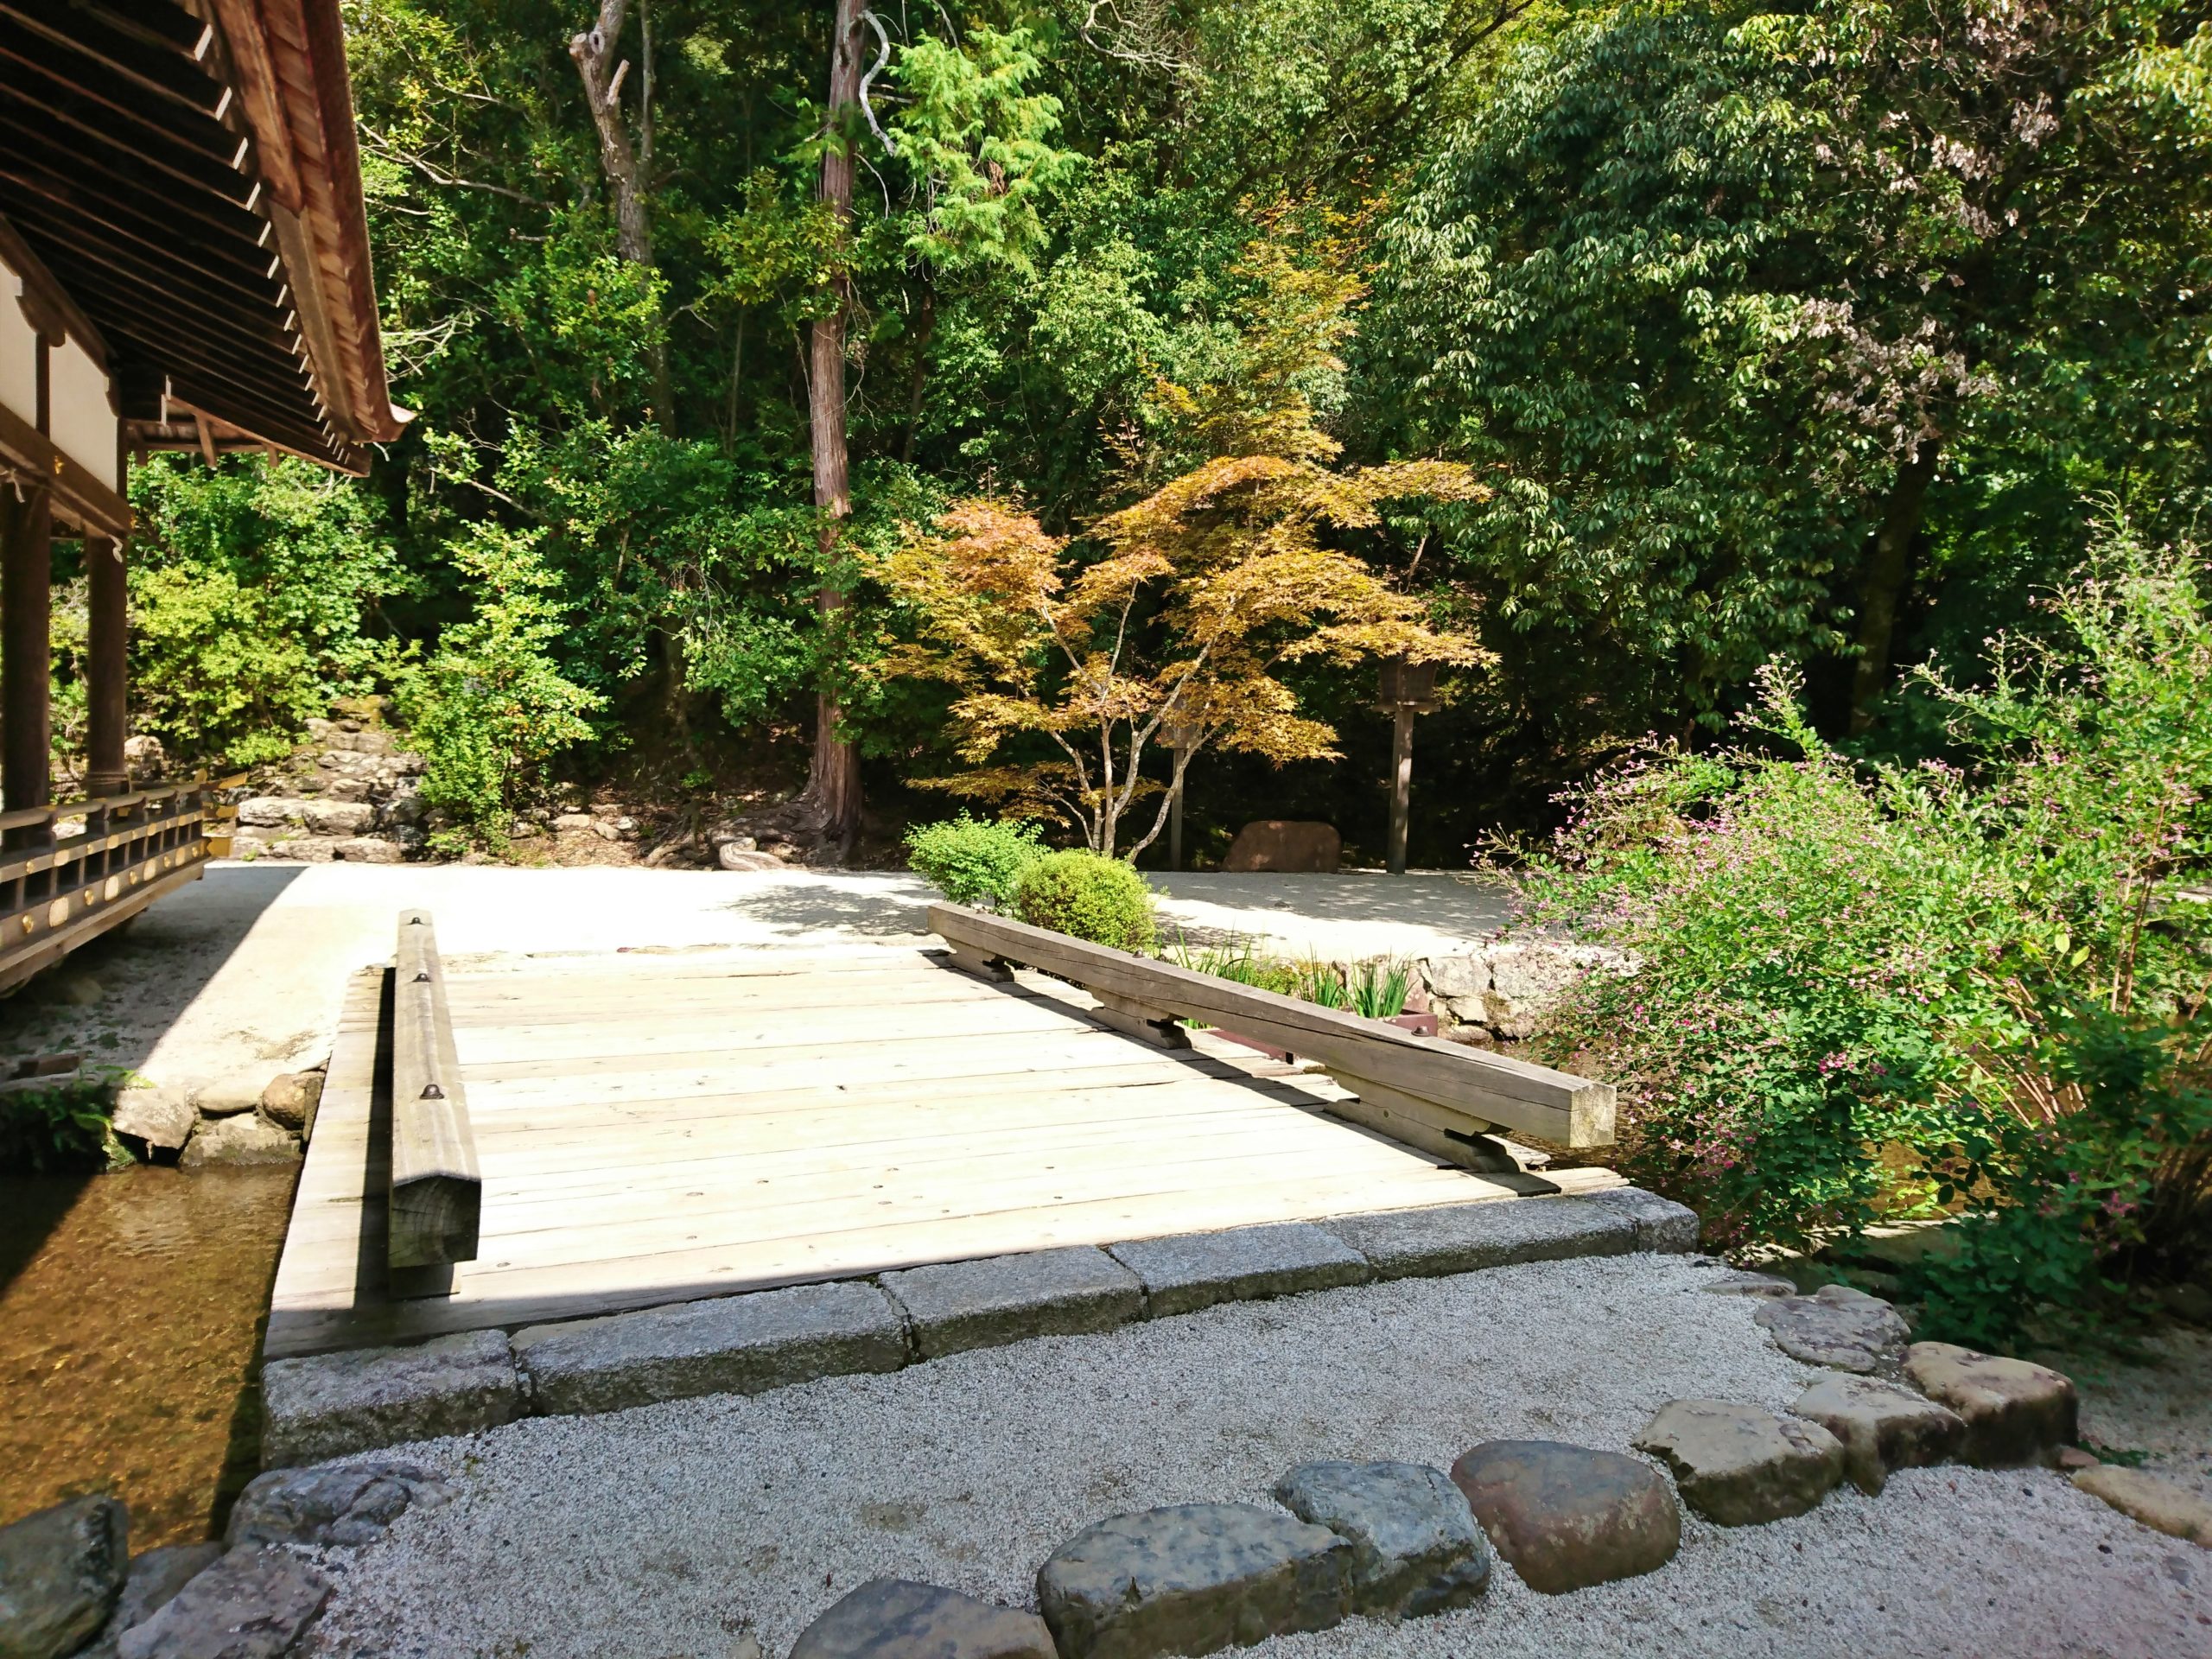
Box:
[1420,956,1491,1005]
[1792,1374,1965,1494]
[1632,1399,1845,1525]
[1752,1284,1909,1373]
[330,837,404,865]
[1221,821,1341,874]
[255,1073,323,1135]
[302,800,376,836]
[2070,1465,2212,1546]
[226,1462,451,1550]
[233,798,304,828]
[124,734,166,779]
[114,1547,327,1659]
[88,1542,225,1654]
[189,1076,263,1119]
[1037,1503,1351,1659]
[1902,1342,2077,1467]
[790,1580,1055,1659]
[1448,1440,1679,1595]
[319,776,372,804]
[0,1494,128,1659]
[378,793,428,830]
[111,1084,194,1152]
[1479,945,1594,1039]
[179,1114,298,1169]
[1272,1461,1489,1618]
[260,1330,521,1466]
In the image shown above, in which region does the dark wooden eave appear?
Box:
[0,0,404,474]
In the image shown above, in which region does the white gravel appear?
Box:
[303,1255,2212,1659]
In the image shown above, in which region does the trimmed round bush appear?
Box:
[1014,850,1157,953]
[905,814,1046,909]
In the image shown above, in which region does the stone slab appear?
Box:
[1752,1284,1909,1373]
[1322,1197,1636,1281]
[1581,1186,1700,1253]
[261,1330,521,1466]
[882,1248,1142,1358]
[1273,1461,1489,1618]
[111,1084,194,1152]
[1632,1398,1845,1525]
[115,1547,327,1659]
[2071,1465,2212,1547]
[179,1114,297,1169]
[789,1579,1056,1659]
[1904,1342,2078,1468]
[0,1494,128,1659]
[1793,1374,1965,1494]
[1038,1503,1351,1659]
[1107,1224,1371,1318]
[513,1280,909,1416]
[1449,1440,1679,1595]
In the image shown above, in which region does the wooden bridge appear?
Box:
[266,908,1623,1360]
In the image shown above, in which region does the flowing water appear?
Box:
[0,1165,296,1544]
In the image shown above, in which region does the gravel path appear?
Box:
[303,1255,2211,1659]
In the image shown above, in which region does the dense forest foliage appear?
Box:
[97,0,2212,864]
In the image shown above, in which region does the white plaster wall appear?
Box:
[49,331,118,493]
[0,254,36,429]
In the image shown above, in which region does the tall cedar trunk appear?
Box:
[1849,437,1941,733]
[569,0,676,429]
[802,0,867,855]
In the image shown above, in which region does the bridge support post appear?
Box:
[85,534,128,796]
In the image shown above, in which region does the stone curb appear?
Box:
[262,1191,1686,1462]
[882,1248,1145,1358]
[512,1280,910,1417]
[1106,1223,1373,1317]
[1321,1195,1638,1280]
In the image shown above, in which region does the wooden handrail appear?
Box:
[928,902,1616,1150]
[388,909,481,1275]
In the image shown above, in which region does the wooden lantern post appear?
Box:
[1375,657,1440,876]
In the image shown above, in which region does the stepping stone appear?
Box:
[1752,1284,1908,1372]
[789,1580,1056,1659]
[1792,1375,1965,1494]
[226,1462,451,1550]
[1582,1187,1701,1252]
[1036,1503,1351,1659]
[1447,1441,1680,1595]
[1903,1342,2078,1468]
[882,1248,1143,1358]
[261,1329,522,1466]
[513,1280,909,1415]
[2070,1465,2212,1547]
[1323,1197,1636,1281]
[1272,1460,1490,1618]
[0,1495,128,1659]
[114,1547,327,1659]
[1702,1270,1797,1298]
[1632,1399,1845,1525]
[1107,1224,1371,1317]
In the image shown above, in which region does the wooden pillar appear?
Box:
[86,535,128,796]
[1387,707,1414,876]
[2,480,54,842]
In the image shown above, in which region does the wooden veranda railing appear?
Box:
[0,776,215,995]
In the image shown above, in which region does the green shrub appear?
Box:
[906,815,1046,908]
[0,1073,130,1175]
[1014,850,1157,952]
[397,524,601,849]
[1522,529,2212,1344]
[1348,958,1415,1020]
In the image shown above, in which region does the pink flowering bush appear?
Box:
[1522,531,2212,1344]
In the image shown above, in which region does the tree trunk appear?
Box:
[802,0,867,856]
[1849,437,1940,733]
[899,283,935,465]
[569,0,676,429]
